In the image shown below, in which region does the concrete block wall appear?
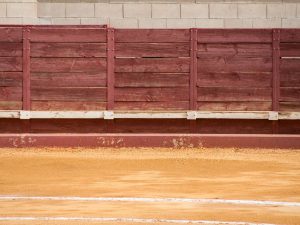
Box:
[0,0,299,28]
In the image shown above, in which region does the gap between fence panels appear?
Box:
[0,110,300,120]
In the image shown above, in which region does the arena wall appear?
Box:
[0,0,299,28]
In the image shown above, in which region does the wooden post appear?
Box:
[22,26,31,110]
[272,29,280,134]
[107,27,115,110]
[189,29,198,133]
[190,28,197,110]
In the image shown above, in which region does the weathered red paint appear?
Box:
[107,27,115,110]
[22,26,31,110]
[190,28,197,110]
[0,133,299,149]
[272,29,280,112]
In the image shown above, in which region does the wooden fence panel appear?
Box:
[0,27,23,110]
[280,30,300,111]
[114,29,190,110]
[197,30,273,111]
[0,26,299,113]
[29,27,107,110]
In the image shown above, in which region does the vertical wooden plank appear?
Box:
[272,29,280,134]
[107,28,115,110]
[190,28,197,110]
[272,29,280,111]
[22,26,31,110]
[190,29,197,133]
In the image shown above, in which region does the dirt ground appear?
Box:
[0,148,300,225]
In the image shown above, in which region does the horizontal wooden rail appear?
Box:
[0,110,299,120]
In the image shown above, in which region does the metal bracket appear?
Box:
[268,111,279,121]
[104,111,114,120]
[20,111,30,120]
[187,111,197,120]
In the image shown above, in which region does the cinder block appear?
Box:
[52,18,81,25]
[7,3,37,18]
[224,18,252,28]
[267,4,283,18]
[152,4,180,18]
[0,17,23,24]
[284,4,297,18]
[138,18,166,28]
[124,4,151,18]
[252,18,281,28]
[95,3,123,18]
[181,4,208,18]
[0,3,6,17]
[110,18,138,28]
[167,19,195,28]
[66,3,94,18]
[282,18,300,28]
[81,18,108,25]
[37,3,65,18]
[23,17,52,25]
[210,4,237,18]
[238,4,266,19]
[196,18,224,28]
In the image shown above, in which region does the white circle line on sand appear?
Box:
[0,196,300,207]
[0,217,276,225]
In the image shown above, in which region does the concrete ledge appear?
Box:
[1,133,300,149]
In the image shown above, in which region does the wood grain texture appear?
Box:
[115,72,189,87]
[0,87,22,101]
[280,59,300,72]
[280,43,300,57]
[0,43,22,57]
[31,58,106,73]
[197,72,272,87]
[30,28,107,43]
[0,28,23,42]
[0,119,25,133]
[196,119,272,134]
[280,72,300,87]
[31,87,107,101]
[115,29,190,43]
[0,72,22,87]
[30,119,107,133]
[115,43,190,57]
[197,87,272,102]
[115,87,189,101]
[280,102,300,111]
[197,29,272,43]
[0,57,22,72]
[197,43,272,57]
[280,29,300,43]
[280,87,300,102]
[114,101,189,110]
[197,56,272,72]
[113,119,190,133]
[0,101,22,110]
[279,120,300,134]
[31,72,107,87]
[31,101,106,110]
[115,58,190,73]
[197,101,272,111]
[31,43,107,58]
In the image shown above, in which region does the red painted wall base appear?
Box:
[0,133,299,149]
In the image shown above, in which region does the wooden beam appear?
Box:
[22,26,31,110]
[0,110,299,120]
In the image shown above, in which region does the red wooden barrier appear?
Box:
[0,26,299,113]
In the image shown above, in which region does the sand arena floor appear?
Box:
[0,148,299,225]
